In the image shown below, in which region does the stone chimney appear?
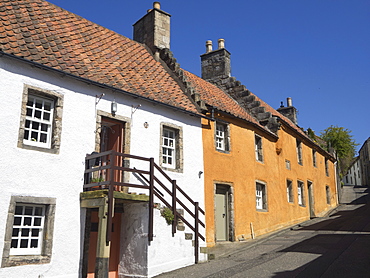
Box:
[200,39,231,86]
[277,97,298,125]
[133,2,171,55]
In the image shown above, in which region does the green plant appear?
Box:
[160,207,174,225]
[90,177,104,183]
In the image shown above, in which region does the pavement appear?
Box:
[154,184,370,277]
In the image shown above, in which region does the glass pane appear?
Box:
[11,239,18,248]
[35,99,43,109]
[25,119,31,128]
[40,133,47,143]
[164,138,168,146]
[26,107,33,117]
[31,131,38,141]
[31,239,38,248]
[168,157,172,164]
[24,130,29,140]
[13,217,21,226]
[44,102,51,111]
[31,229,40,237]
[15,206,23,215]
[25,207,33,215]
[20,239,28,248]
[41,123,48,132]
[43,112,50,121]
[12,228,19,237]
[24,217,32,226]
[21,228,30,237]
[32,122,39,130]
[34,207,43,216]
[35,110,41,119]
[34,217,41,226]
[27,98,34,107]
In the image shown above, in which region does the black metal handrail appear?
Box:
[84,150,205,263]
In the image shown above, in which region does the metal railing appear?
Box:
[84,150,205,263]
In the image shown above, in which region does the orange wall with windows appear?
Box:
[202,116,337,247]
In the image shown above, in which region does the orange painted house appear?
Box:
[183,40,338,247]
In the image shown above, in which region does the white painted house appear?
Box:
[0,1,206,277]
[342,157,362,186]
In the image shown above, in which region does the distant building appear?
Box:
[359,138,370,186]
[343,157,362,186]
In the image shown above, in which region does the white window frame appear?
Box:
[298,181,305,206]
[297,140,303,165]
[24,94,54,148]
[287,180,293,203]
[256,182,267,210]
[215,123,226,151]
[162,128,176,169]
[255,134,263,162]
[10,204,46,256]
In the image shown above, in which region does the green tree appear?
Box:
[320,126,358,176]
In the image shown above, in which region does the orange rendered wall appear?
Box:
[202,116,337,247]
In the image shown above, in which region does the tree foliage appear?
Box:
[320,125,358,176]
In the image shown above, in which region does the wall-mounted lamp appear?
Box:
[111,100,117,116]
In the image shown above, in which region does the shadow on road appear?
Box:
[272,186,370,277]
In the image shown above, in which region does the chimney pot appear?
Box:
[153,2,161,9]
[218,38,225,49]
[206,40,213,53]
[287,97,292,107]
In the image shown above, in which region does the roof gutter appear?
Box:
[0,50,212,120]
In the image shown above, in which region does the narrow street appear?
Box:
[155,185,370,278]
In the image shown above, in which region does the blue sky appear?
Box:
[47,0,370,152]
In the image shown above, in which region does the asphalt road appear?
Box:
[155,185,370,278]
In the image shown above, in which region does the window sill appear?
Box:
[17,142,59,154]
[2,254,51,267]
[256,208,268,212]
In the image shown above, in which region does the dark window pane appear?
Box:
[41,123,48,132]
[11,239,18,248]
[25,120,31,128]
[27,98,34,107]
[43,112,50,121]
[34,207,42,216]
[13,217,21,226]
[31,229,40,237]
[26,108,33,117]
[15,206,23,215]
[24,130,29,140]
[44,102,51,111]
[31,239,38,248]
[35,99,42,109]
[21,228,30,237]
[34,217,41,226]
[31,131,38,141]
[12,228,19,237]
[20,239,28,248]
[32,122,39,131]
[24,217,32,226]
[25,207,33,215]
[40,133,47,143]
[35,110,41,119]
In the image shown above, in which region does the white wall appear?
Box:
[0,56,205,277]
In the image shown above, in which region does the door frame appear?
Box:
[214,183,235,242]
[307,180,315,218]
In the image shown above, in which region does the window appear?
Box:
[325,158,329,176]
[326,186,331,204]
[297,181,305,206]
[162,128,176,168]
[18,85,63,154]
[287,180,293,203]
[2,196,56,267]
[160,123,183,171]
[215,122,229,152]
[296,140,303,165]
[255,134,263,162]
[312,149,317,167]
[256,182,267,210]
[286,159,291,170]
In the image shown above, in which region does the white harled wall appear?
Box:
[0,57,205,277]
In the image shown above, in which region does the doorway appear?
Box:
[215,184,233,242]
[307,181,315,218]
[87,210,122,278]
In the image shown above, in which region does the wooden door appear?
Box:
[215,185,229,241]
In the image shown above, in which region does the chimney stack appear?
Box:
[133,2,171,55]
[277,97,298,125]
[201,39,231,85]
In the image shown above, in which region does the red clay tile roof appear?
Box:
[183,70,271,129]
[0,0,200,114]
